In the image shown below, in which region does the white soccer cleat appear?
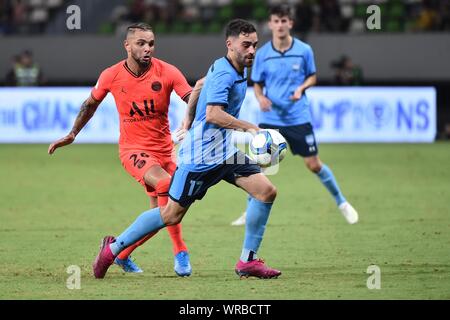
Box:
[231,212,246,226]
[338,202,359,224]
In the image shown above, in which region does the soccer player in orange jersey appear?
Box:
[48,22,202,276]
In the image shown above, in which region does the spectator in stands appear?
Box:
[294,0,314,34]
[318,0,346,32]
[12,0,28,33]
[128,0,146,22]
[415,0,439,31]
[5,50,44,86]
[438,0,450,30]
[158,0,182,26]
[332,55,363,86]
[0,0,11,34]
[5,54,21,85]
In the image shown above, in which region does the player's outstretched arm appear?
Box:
[206,105,259,134]
[48,95,101,154]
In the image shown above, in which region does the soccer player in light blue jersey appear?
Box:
[231,4,358,226]
[93,19,282,279]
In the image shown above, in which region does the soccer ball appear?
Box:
[249,129,287,167]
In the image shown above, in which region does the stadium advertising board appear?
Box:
[0,87,436,143]
[306,87,436,143]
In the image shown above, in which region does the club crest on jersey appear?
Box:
[151,81,162,91]
[292,64,300,71]
[305,134,315,146]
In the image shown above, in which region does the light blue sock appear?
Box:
[316,164,346,206]
[110,207,165,255]
[240,197,273,262]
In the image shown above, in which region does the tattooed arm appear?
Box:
[48,95,101,154]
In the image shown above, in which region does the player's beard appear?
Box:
[242,54,254,67]
[132,52,151,68]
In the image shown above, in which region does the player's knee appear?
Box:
[161,210,182,226]
[260,184,277,202]
[143,171,152,186]
[305,159,322,173]
[165,216,182,226]
[160,202,184,225]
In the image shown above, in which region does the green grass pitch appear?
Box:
[0,143,449,299]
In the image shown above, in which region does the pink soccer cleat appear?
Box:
[235,259,281,279]
[92,236,116,279]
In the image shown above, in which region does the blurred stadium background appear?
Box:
[1,0,449,138]
[1,0,449,300]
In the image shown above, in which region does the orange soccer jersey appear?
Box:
[91,58,192,155]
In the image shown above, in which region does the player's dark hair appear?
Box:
[225,19,256,38]
[127,22,153,35]
[269,4,293,20]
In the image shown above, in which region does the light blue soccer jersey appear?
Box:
[178,57,248,172]
[251,38,316,126]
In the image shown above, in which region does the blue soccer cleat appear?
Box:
[174,251,192,277]
[114,256,143,273]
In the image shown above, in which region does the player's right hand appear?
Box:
[172,128,187,145]
[258,96,272,112]
[48,132,76,155]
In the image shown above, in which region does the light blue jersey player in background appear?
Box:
[93,19,282,279]
[231,4,358,226]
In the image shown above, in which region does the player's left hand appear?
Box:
[289,87,304,101]
[48,132,76,155]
